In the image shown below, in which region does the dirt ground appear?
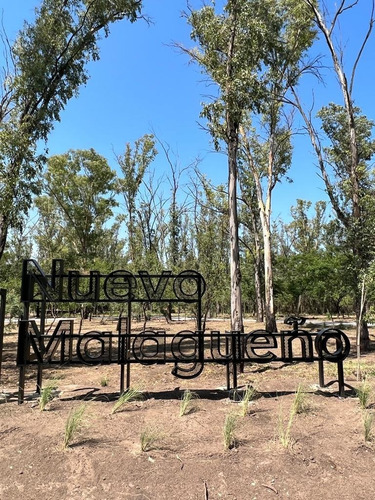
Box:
[1,317,375,500]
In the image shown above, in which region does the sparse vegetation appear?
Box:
[363,411,374,442]
[223,413,238,450]
[356,379,372,409]
[292,384,310,415]
[277,384,310,448]
[239,385,256,417]
[100,375,109,387]
[39,381,57,411]
[140,425,163,452]
[277,406,295,449]
[111,387,144,414]
[63,404,88,449]
[179,389,199,417]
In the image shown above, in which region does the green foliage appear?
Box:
[0,0,143,258]
[356,380,372,410]
[39,381,57,411]
[35,149,119,270]
[140,425,163,452]
[111,387,144,414]
[193,181,230,322]
[179,389,199,417]
[239,385,256,417]
[316,104,375,332]
[278,385,310,448]
[363,411,374,442]
[63,403,88,449]
[292,384,310,415]
[273,200,355,315]
[116,135,158,269]
[223,413,238,450]
[277,406,294,449]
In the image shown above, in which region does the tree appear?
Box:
[36,149,119,270]
[273,200,353,317]
[0,0,143,260]
[189,175,230,329]
[115,134,157,265]
[185,0,317,332]
[238,177,264,321]
[294,1,375,348]
[184,0,280,331]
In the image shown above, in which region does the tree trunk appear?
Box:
[226,4,243,333]
[263,223,277,332]
[228,133,243,332]
[254,258,264,322]
[360,319,370,351]
[250,203,264,322]
[303,1,374,351]
[0,216,8,262]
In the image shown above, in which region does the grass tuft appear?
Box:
[179,389,199,417]
[356,380,372,409]
[277,406,295,449]
[111,387,144,414]
[292,384,310,415]
[140,425,163,452]
[239,385,256,417]
[63,404,87,449]
[39,381,57,411]
[363,411,374,442]
[100,375,109,387]
[223,413,238,450]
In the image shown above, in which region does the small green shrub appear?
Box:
[39,381,57,411]
[140,425,163,452]
[239,385,256,417]
[111,387,143,414]
[363,411,374,442]
[223,413,238,450]
[277,406,295,449]
[179,389,199,417]
[356,380,372,409]
[292,384,310,415]
[63,404,87,449]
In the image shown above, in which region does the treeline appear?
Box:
[0,1,375,349]
[0,136,369,324]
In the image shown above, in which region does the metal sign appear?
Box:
[17,259,351,402]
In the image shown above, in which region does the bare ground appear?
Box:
[1,317,375,500]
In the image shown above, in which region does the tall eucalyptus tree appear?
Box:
[184,0,316,331]
[294,1,375,348]
[183,0,275,331]
[0,0,144,261]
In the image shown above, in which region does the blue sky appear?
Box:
[2,0,375,223]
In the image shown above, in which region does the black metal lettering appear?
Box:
[103,270,137,300]
[68,270,100,301]
[138,271,172,301]
[76,331,112,364]
[22,259,62,302]
[314,328,350,362]
[211,330,233,360]
[281,331,314,361]
[173,271,206,301]
[171,330,204,379]
[20,319,73,364]
[132,330,166,364]
[245,330,277,362]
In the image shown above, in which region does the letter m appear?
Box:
[17,319,74,365]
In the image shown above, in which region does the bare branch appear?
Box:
[350,0,375,94]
